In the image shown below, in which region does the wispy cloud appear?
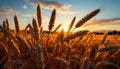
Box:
[82,18,120,26]
[22,13,49,22]
[26,0,78,14]
[80,18,120,31]
[22,13,36,17]
[23,5,27,9]
[0,7,18,18]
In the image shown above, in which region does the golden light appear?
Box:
[63,26,68,32]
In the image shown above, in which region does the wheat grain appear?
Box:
[14,15,20,34]
[3,21,7,29]
[53,57,70,67]
[74,8,100,30]
[64,30,87,42]
[8,38,21,56]
[0,41,8,54]
[98,46,120,52]
[80,57,90,69]
[37,4,42,27]
[6,19,10,30]
[16,35,31,58]
[101,32,108,44]
[0,25,18,43]
[4,59,23,68]
[67,16,76,33]
[55,29,65,44]
[32,18,39,41]
[96,61,119,69]
[34,42,44,69]
[18,62,32,69]
[48,9,56,31]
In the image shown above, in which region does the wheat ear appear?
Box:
[53,57,70,67]
[3,21,7,29]
[80,57,90,69]
[48,9,56,31]
[6,19,10,30]
[73,8,100,31]
[0,25,18,43]
[37,4,42,27]
[32,18,39,41]
[98,46,120,52]
[101,32,108,44]
[64,30,87,42]
[14,15,20,34]
[34,42,44,69]
[67,16,76,33]
[0,41,8,54]
[96,61,119,69]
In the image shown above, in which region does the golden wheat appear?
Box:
[14,15,20,34]
[37,4,42,27]
[67,16,76,33]
[48,9,56,31]
[73,8,100,31]
[53,24,62,33]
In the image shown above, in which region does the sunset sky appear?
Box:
[0,0,120,31]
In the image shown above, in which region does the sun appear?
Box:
[63,26,68,32]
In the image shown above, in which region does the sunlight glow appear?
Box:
[63,26,68,32]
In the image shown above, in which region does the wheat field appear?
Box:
[0,4,120,69]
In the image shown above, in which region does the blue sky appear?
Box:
[0,0,120,31]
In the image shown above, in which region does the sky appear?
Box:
[0,0,120,31]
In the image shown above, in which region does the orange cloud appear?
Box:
[78,18,120,31]
[0,7,19,18]
[26,0,78,14]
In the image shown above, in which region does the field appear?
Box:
[0,4,120,69]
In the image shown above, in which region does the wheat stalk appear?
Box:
[16,35,31,58]
[0,41,8,54]
[98,45,120,52]
[67,16,76,33]
[34,42,44,69]
[37,4,42,27]
[96,61,119,69]
[64,30,87,42]
[80,57,90,69]
[48,9,56,31]
[8,38,21,56]
[53,24,62,33]
[3,21,7,29]
[2,21,8,38]
[101,32,108,44]
[55,29,65,44]
[18,62,32,69]
[32,18,39,41]
[0,25,18,43]
[25,23,31,31]
[4,59,23,68]
[6,19,10,30]
[53,57,70,67]
[73,8,100,31]
[14,15,20,34]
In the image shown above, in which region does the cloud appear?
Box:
[26,0,78,14]
[80,18,120,31]
[82,18,120,26]
[22,13,49,22]
[0,7,18,18]
[23,5,27,9]
[22,13,36,17]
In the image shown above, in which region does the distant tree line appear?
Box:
[95,30,120,35]
[0,29,120,35]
